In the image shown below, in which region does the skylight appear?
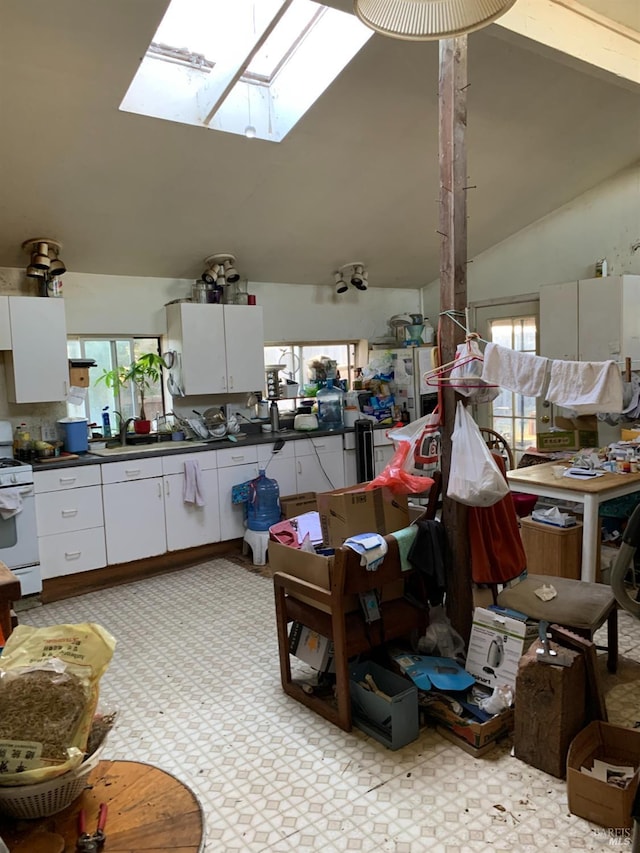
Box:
[120,0,373,143]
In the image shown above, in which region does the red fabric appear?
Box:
[468,454,527,584]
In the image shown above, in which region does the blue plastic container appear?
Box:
[316,379,344,431]
[58,418,89,453]
[246,469,280,531]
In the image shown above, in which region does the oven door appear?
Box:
[0,486,42,595]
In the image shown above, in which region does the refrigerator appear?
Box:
[383,347,438,422]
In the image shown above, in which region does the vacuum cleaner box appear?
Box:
[465,607,528,691]
[316,485,409,548]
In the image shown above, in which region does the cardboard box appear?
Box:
[465,607,528,691]
[350,661,419,750]
[536,430,599,451]
[269,540,405,615]
[288,622,334,672]
[421,695,514,752]
[280,492,317,519]
[316,485,409,548]
[567,721,640,829]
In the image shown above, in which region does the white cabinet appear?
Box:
[217,445,259,540]
[4,296,68,402]
[166,303,264,396]
[35,465,106,580]
[257,441,297,496]
[294,435,345,493]
[0,296,11,350]
[102,458,166,565]
[161,451,220,551]
[374,431,396,475]
[540,275,640,362]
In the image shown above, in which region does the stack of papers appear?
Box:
[580,759,636,789]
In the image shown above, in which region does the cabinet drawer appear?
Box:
[101,457,163,484]
[35,465,101,493]
[294,435,343,456]
[39,527,106,579]
[36,485,104,536]
[162,450,217,476]
[217,445,258,468]
[257,441,295,464]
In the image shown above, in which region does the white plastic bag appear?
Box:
[447,401,509,507]
[449,340,500,405]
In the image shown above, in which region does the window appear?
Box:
[264,342,356,401]
[120,0,373,142]
[488,317,538,458]
[67,337,164,430]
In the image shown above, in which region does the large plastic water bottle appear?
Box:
[246,469,281,531]
[316,379,344,430]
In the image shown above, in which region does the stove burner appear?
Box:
[0,458,22,469]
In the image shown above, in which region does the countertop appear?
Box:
[30,425,375,469]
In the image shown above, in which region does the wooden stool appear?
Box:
[242,528,270,566]
[497,573,618,672]
[0,760,204,852]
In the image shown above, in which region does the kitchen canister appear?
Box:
[57,417,88,453]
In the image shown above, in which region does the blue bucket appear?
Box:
[58,418,88,453]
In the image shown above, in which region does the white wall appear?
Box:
[422,163,640,318]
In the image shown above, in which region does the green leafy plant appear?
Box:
[96,352,164,421]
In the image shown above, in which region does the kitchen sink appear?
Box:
[89,440,207,457]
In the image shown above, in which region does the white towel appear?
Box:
[183,459,205,506]
[0,488,23,520]
[481,342,549,397]
[547,359,624,414]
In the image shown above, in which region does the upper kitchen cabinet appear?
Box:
[540,276,640,362]
[4,296,68,403]
[0,297,11,350]
[166,303,264,396]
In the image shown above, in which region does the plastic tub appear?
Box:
[57,418,88,453]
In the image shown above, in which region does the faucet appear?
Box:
[112,412,136,445]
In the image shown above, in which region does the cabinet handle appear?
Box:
[59,477,77,485]
[65,551,81,560]
[61,509,79,518]
[165,479,170,496]
[157,481,162,498]
[221,375,226,391]
[231,455,244,462]
[229,375,233,389]
[125,469,142,477]
[297,461,302,475]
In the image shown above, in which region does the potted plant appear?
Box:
[96,352,165,434]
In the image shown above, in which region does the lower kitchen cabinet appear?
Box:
[257,441,297,496]
[35,465,106,580]
[102,458,166,565]
[294,435,345,493]
[161,451,220,551]
[217,445,259,541]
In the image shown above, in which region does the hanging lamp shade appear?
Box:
[353,0,518,40]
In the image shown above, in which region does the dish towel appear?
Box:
[481,342,549,396]
[390,525,418,572]
[547,359,624,414]
[343,533,388,571]
[183,459,205,506]
[0,488,23,520]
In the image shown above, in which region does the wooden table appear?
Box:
[0,760,205,852]
[507,461,640,582]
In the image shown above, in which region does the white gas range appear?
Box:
[0,425,41,596]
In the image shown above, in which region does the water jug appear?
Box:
[246,469,281,531]
[316,379,344,431]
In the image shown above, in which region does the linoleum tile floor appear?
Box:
[17,559,640,853]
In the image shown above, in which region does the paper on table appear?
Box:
[563,468,605,479]
[294,511,323,545]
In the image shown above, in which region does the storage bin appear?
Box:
[57,418,88,453]
[349,661,418,750]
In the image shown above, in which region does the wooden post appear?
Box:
[438,37,473,643]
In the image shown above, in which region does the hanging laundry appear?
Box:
[546,359,623,414]
[468,454,526,585]
[481,342,549,397]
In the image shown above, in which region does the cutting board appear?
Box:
[34,453,79,464]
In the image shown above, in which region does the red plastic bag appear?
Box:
[365,410,440,495]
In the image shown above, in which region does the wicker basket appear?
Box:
[0,746,104,819]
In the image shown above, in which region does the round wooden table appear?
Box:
[0,760,205,852]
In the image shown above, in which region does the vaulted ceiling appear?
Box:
[0,0,638,288]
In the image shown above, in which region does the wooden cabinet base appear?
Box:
[42,539,242,603]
